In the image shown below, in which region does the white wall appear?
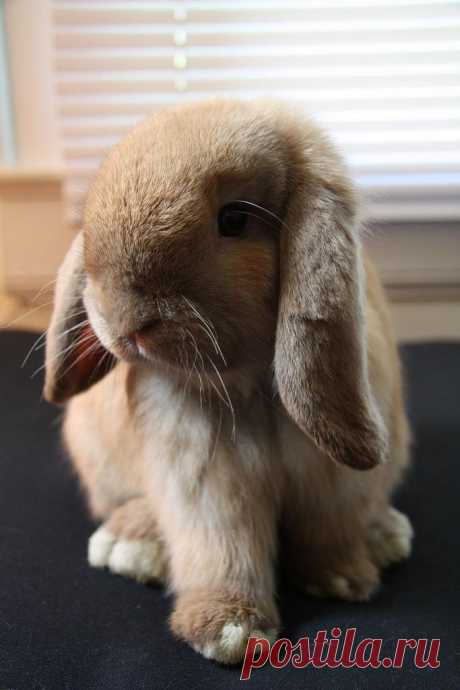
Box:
[3,0,61,168]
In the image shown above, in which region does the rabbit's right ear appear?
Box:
[44,233,113,404]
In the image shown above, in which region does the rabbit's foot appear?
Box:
[368,507,413,568]
[304,556,380,602]
[88,526,167,583]
[170,591,278,664]
[87,497,168,584]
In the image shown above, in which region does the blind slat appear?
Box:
[56,26,460,51]
[58,93,460,116]
[58,86,460,104]
[53,0,460,21]
[55,46,460,72]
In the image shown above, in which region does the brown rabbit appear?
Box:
[44,100,412,664]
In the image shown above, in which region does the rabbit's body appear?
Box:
[45,100,412,664]
[64,254,410,662]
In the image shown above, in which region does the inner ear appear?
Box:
[44,233,115,404]
[69,323,113,391]
[45,310,114,404]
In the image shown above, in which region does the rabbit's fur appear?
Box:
[44,100,412,664]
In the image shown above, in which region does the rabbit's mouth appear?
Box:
[83,280,236,376]
[104,317,230,377]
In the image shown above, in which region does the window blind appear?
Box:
[52,0,460,225]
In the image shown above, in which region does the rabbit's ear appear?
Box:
[274,171,388,470]
[44,233,113,404]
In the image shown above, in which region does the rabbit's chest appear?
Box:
[137,370,216,473]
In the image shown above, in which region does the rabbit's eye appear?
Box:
[218,205,248,238]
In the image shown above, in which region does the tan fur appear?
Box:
[104,497,161,542]
[44,100,412,664]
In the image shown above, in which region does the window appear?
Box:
[51,0,460,225]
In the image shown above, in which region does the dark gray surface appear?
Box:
[0,331,459,689]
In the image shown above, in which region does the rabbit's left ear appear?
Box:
[274,157,388,470]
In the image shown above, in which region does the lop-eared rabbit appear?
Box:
[45,100,412,664]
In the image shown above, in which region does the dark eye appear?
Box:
[217,205,248,238]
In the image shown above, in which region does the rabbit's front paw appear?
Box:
[88,525,168,584]
[170,591,278,664]
[368,507,413,568]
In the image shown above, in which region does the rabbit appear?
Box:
[44,99,413,665]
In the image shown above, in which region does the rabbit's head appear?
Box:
[45,100,387,470]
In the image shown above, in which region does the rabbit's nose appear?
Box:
[126,319,162,350]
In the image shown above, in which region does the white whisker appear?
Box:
[30,279,57,304]
[21,317,89,368]
[31,330,96,379]
[89,348,114,385]
[2,300,55,330]
[54,339,102,384]
[206,355,236,442]
[233,199,287,231]
[183,297,227,366]
[209,407,223,464]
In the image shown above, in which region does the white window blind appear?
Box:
[52,0,460,225]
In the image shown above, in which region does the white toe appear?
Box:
[218,623,247,663]
[387,508,413,559]
[88,526,115,568]
[88,527,167,583]
[370,508,413,567]
[107,538,166,583]
[329,574,353,599]
[305,575,354,601]
[194,623,277,664]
